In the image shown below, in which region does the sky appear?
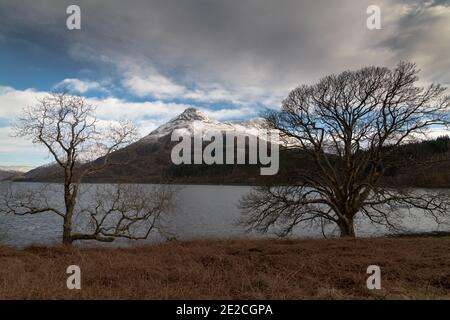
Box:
[0,0,449,167]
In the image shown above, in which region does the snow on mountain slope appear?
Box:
[0,166,33,173]
[139,108,272,142]
[18,108,281,182]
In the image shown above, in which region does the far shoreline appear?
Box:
[5,179,450,189]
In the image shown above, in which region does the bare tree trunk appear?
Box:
[63,183,76,245]
[337,217,355,238]
[62,219,73,245]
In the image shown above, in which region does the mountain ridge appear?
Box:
[17,108,281,184]
[139,108,269,143]
[12,109,450,187]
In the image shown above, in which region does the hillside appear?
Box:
[15,108,450,187]
[0,169,19,181]
[381,136,450,187]
[18,108,294,184]
[0,168,32,181]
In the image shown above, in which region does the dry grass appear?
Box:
[0,237,449,300]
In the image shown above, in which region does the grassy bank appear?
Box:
[0,237,449,299]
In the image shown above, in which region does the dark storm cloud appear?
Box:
[1,0,449,105]
[431,0,450,7]
[376,0,450,86]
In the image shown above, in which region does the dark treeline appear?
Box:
[381,135,450,188]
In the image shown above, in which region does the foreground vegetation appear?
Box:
[0,237,449,299]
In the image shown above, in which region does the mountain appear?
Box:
[16,108,450,187]
[0,166,33,173]
[0,169,25,181]
[0,166,34,181]
[0,170,17,181]
[18,108,290,184]
[17,162,58,181]
[139,108,270,142]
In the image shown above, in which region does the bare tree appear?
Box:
[2,92,173,244]
[73,184,174,242]
[241,62,450,238]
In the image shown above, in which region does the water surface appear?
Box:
[0,182,448,247]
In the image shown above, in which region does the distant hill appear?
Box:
[0,166,33,181]
[381,135,450,188]
[0,166,33,173]
[15,108,450,187]
[0,169,22,181]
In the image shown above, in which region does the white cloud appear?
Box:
[0,85,190,128]
[118,61,285,108]
[122,71,186,99]
[0,86,188,165]
[0,127,31,153]
[0,86,48,119]
[89,96,190,124]
[0,85,255,125]
[54,78,102,94]
[201,106,257,120]
[0,125,50,166]
[0,85,259,165]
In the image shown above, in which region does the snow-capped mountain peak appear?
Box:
[172,108,213,123]
[140,108,271,142]
[0,165,34,173]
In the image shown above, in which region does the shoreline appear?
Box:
[5,180,450,190]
